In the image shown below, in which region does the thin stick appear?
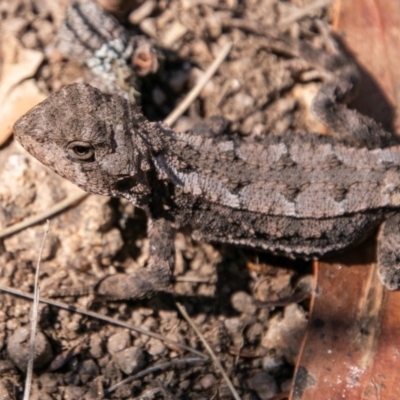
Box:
[0,285,207,359]
[176,302,241,400]
[23,220,50,400]
[164,42,232,126]
[106,357,208,394]
[0,190,88,239]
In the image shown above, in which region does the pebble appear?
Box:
[246,322,264,343]
[247,371,278,400]
[262,353,285,373]
[7,327,53,371]
[79,359,100,384]
[146,338,166,356]
[129,0,156,25]
[63,386,86,400]
[261,304,308,363]
[201,374,217,389]
[107,331,131,355]
[224,317,243,333]
[113,346,145,374]
[231,291,257,315]
[89,333,104,359]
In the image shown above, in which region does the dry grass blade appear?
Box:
[175,302,242,400]
[0,190,89,239]
[105,357,208,394]
[23,220,50,400]
[0,285,207,359]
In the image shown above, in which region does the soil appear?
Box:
[0,0,331,398]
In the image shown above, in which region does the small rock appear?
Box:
[79,359,100,384]
[224,317,243,333]
[206,14,222,39]
[129,0,156,25]
[146,338,166,356]
[233,92,254,110]
[161,21,187,47]
[107,331,131,355]
[21,31,40,49]
[30,390,53,400]
[96,0,137,19]
[0,360,16,375]
[247,371,278,400]
[164,332,185,353]
[0,380,16,400]
[39,373,58,393]
[246,322,264,343]
[198,374,217,390]
[33,19,55,45]
[231,291,257,315]
[262,353,285,373]
[86,376,105,400]
[139,18,157,39]
[103,360,122,385]
[113,346,145,375]
[89,333,104,359]
[7,327,53,371]
[261,304,308,363]
[6,319,19,331]
[2,17,29,36]
[63,386,86,400]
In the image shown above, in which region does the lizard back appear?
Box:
[153,129,400,219]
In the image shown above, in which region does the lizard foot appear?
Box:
[377,215,400,290]
[97,268,171,300]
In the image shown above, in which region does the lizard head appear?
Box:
[14,83,153,204]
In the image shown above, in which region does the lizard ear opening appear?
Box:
[66,141,95,162]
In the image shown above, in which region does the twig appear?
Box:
[0,190,88,239]
[164,42,232,126]
[23,220,50,400]
[0,285,207,359]
[176,302,241,400]
[105,357,208,394]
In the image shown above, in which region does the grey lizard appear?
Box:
[13,35,400,299]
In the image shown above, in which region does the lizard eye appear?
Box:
[66,141,95,162]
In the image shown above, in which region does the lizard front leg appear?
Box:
[97,218,174,300]
[377,214,400,290]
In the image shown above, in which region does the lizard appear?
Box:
[13,34,400,300]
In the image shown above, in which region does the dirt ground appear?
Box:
[0,0,332,398]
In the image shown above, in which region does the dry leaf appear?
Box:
[291,0,400,398]
[0,33,45,146]
[0,79,46,146]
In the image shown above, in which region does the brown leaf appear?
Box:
[0,79,46,146]
[291,0,400,398]
[0,34,45,146]
[332,0,400,132]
